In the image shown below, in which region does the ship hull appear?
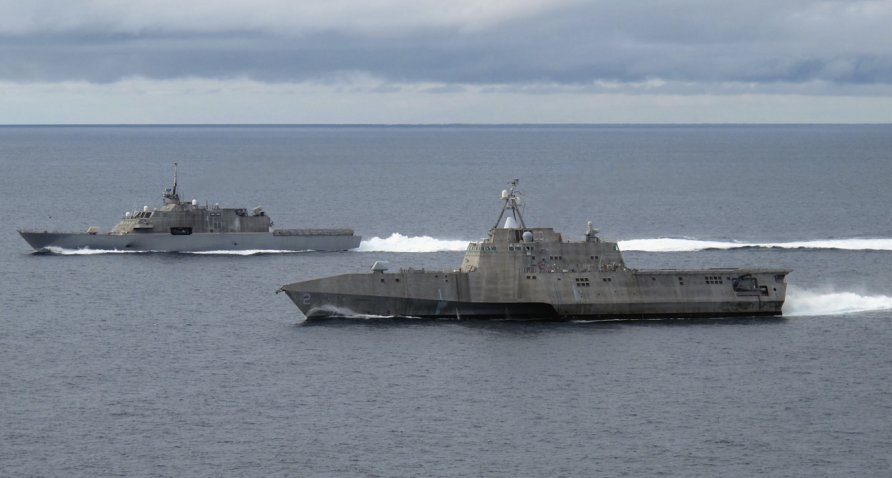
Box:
[281,290,563,320]
[280,290,783,321]
[19,230,361,252]
[279,268,787,321]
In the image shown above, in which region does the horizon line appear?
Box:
[2,122,891,128]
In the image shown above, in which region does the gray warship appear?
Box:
[279,180,790,320]
[19,164,361,253]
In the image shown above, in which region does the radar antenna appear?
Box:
[493,178,526,229]
[162,162,181,205]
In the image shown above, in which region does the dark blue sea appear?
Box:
[2,125,891,477]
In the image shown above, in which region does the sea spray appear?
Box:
[357,233,469,252]
[44,246,139,255]
[784,286,892,316]
[619,238,892,252]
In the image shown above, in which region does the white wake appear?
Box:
[38,236,892,255]
[44,246,139,255]
[619,238,892,252]
[357,233,469,252]
[189,249,308,255]
[784,286,892,316]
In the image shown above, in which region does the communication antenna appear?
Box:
[493,178,526,229]
[162,162,181,205]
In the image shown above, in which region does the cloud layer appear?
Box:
[2,0,891,87]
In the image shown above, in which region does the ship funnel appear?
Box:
[503,216,518,229]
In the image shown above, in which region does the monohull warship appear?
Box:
[279,180,790,320]
[19,164,361,253]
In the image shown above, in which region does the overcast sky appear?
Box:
[2,0,891,123]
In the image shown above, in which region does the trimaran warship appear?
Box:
[279,180,790,320]
[19,164,361,253]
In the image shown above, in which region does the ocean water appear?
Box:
[1,125,891,477]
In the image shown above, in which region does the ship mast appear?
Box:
[493,178,526,229]
[163,162,181,205]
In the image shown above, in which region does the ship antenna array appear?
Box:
[493,178,526,229]
[163,162,181,204]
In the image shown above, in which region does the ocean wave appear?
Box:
[619,238,892,252]
[42,246,140,255]
[188,249,309,255]
[357,233,469,252]
[784,286,892,316]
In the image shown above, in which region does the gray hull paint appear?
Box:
[279,180,790,322]
[283,290,560,320]
[19,230,361,252]
[283,291,783,321]
[280,268,787,321]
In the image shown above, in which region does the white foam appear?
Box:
[619,238,741,252]
[306,305,401,319]
[188,249,307,255]
[619,238,892,252]
[784,286,892,316]
[358,233,469,252]
[44,246,139,255]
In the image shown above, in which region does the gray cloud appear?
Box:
[1,0,891,88]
